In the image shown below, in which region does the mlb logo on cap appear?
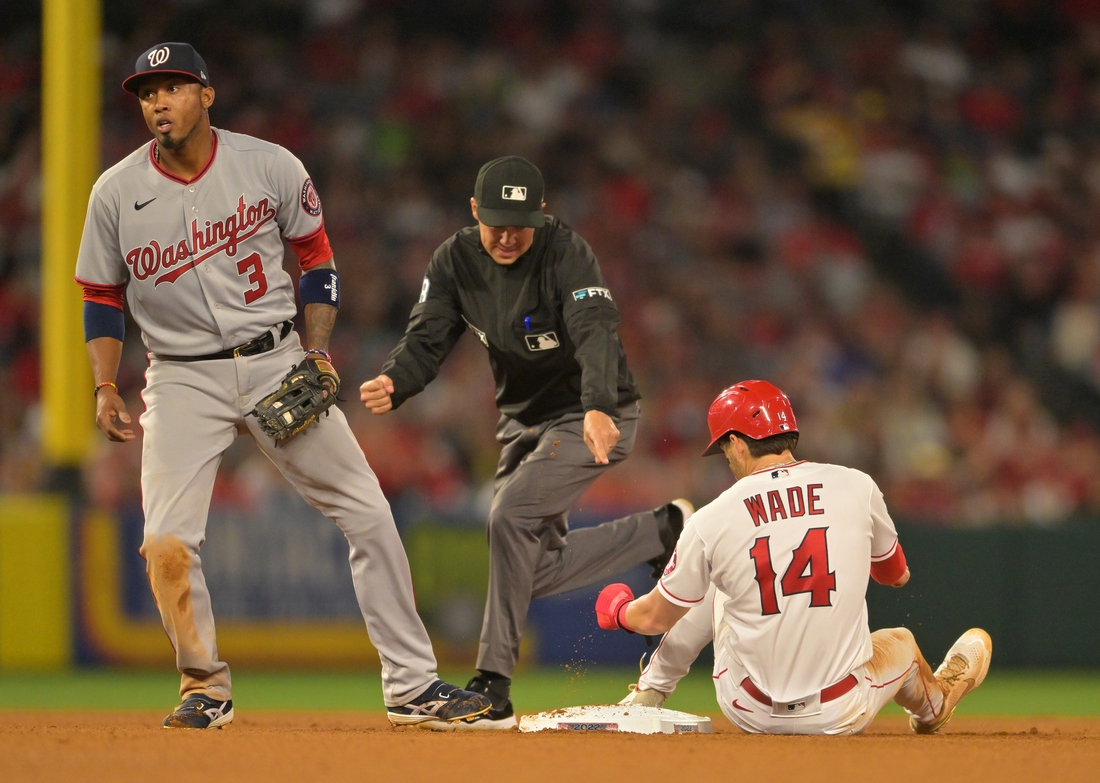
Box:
[474,156,545,228]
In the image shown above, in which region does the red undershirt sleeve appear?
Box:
[287,224,334,270]
[78,279,125,310]
[870,541,907,585]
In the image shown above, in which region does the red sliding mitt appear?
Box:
[596,583,636,632]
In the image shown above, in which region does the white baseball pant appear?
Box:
[638,586,946,734]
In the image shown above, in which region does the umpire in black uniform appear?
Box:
[360,156,688,730]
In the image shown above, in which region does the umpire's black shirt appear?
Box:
[382,216,640,426]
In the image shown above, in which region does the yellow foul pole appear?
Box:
[41,0,102,468]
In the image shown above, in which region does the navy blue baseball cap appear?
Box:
[123,42,211,93]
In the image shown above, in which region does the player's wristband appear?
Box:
[615,602,636,634]
[304,348,331,362]
[93,381,118,398]
[299,267,340,309]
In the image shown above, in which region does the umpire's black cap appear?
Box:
[123,42,211,93]
[474,157,546,228]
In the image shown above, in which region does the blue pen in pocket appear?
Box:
[524,316,531,332]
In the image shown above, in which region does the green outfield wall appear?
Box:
[866,521,1100,666]
[1,495,1098,670]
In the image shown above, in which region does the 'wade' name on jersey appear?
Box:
[743,484,825,527]
[125,195,276,285]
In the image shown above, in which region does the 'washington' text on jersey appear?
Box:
[125,195,277,285]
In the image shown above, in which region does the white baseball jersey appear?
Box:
[75,128,332,356]
[658,460,900,703]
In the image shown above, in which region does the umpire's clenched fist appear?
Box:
[360,374,394,415]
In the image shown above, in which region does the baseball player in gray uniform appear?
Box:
[75,42,489,729]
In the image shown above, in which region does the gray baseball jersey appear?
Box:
[74,127,443,707]
[75,128,332,355]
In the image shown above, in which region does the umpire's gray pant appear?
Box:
[476,402,666,678]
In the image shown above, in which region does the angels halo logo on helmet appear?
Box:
[701,380,798,456]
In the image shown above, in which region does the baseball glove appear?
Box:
[249,357,340,443]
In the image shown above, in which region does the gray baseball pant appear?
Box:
[139,332,439,707]
[476,402,667,678]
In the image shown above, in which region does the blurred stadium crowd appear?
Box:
[5,0,1100,527]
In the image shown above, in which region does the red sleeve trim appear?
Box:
[870,541,907,585]
[288,222,333,269]
[870,538,898,562]
[657,579,706,605]
[76,277,126,309]
[84,289,125,309]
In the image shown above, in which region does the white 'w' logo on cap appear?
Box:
[148,47,171,67]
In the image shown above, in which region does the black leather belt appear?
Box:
[159,321,293,362]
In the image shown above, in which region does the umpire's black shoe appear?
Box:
[387,679,491,727]
[162,694,234,729]
[647,499,694,579]
[421,671,516,731]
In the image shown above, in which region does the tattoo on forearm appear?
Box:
[304,303,337,351]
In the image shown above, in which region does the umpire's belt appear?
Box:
[159,321,293,362]
[739,674,858,707]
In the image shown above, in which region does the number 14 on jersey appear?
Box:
[749,528,836,615]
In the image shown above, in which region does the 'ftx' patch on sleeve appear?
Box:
[572,287,613,301]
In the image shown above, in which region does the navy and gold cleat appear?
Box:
[419,672,518,731]
[387,680,492,727]
[163,694,234,729]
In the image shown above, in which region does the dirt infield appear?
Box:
[3,712,1097,783]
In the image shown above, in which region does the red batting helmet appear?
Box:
[702,380,798,456]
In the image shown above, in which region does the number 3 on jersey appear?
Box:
[749,528,836,615]
[236,252,268,304]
